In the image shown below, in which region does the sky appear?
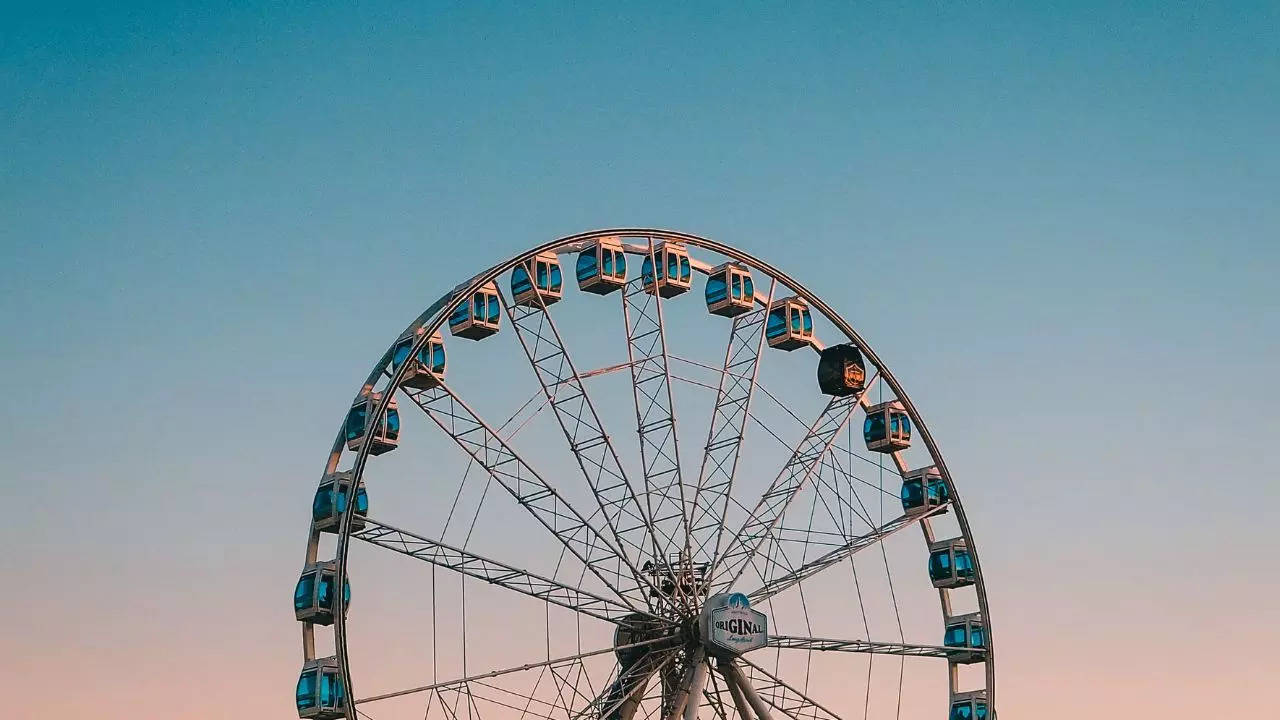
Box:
[2,2,1278,719]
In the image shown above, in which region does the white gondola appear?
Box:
[293,561,350,626]
[817,343,866,396]
[391,328,446,390]
[512,251,564,307]
[949,690,989,720]
[296,656,345,719]
[345,392,399,455]
[576,236,628,294]
[864,400,910,453]
[943,612,987,664]
[312,471,368,533]
[641,241,692,298]
[766,296,815,350]
[929,537,975,589]
[449,282,501,340]
[705,262,756,316]
[901,466,950,515]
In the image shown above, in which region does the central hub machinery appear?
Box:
[698,593,768,657]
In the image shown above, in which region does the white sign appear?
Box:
[700,593,767,657]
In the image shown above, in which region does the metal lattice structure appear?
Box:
[295,230,996,720]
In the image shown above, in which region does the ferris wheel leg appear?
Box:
[664,648,707,720]
[719,660,774,720]
[617,670,655,720]
[721,668,756,720]
[682,655,709,720]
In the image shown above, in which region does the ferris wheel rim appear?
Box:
[305,227,996,719]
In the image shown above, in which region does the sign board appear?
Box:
[699,592,767,657]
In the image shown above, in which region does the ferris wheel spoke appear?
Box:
[399,383,649,610]
[766,635,956,658]
[731,658,844,720]
[820,448,900,525]
[499,285,666,607]
[621,239,693,607]
[748,505,946,603]
[358,640,676,705]
[686,279,776,573]
[707,378,876,594]
[351,517,652,623]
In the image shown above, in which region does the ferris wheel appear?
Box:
[293,229,995,720]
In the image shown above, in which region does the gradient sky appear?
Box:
[2,2,1278,719]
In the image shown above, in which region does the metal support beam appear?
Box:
[663,649,704,720]
[502,287,664,608]
[766,635,957,658]
[582,650,679,720]
[687,280,775,572]
[352,517,652,623]
[682,655,709,720]
[747,505,946,603]
[701,664,735,720]
[358,638,673,705]
[721,668,756,720]
[401,383,649,610]
[709,388,869,594]
[621,239,692,607]
[718,662,773,720]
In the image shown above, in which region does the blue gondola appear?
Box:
[392,328,446,390]
[345,392,399,455]
[864,400,911,453]
[766,297,815,351]
[641,242,692,298]
[928,538,975,589]
[294,561,351,626]
[901,466,950,514]
[943,612,986,664]
[577,237,628,294]
[705,262,756,317]
[296,657,345,719]
[949,691,989,720]
[512,251,564,307]
[312,471,368,533]
[449,282,501,340]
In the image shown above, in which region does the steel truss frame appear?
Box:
[686,280,776,576]
[620,238,693,610]
[766,635,957,658]
[748,505,948,603]
[708,385,871,595]
[402,382,650,611]
[351,517,652,624]
[358,638,678,705]
[304,229,997,720]
[500,282,667,609]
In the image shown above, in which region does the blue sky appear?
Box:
[2,2,1277,718]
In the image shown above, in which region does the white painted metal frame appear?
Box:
[298,228,997,720]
